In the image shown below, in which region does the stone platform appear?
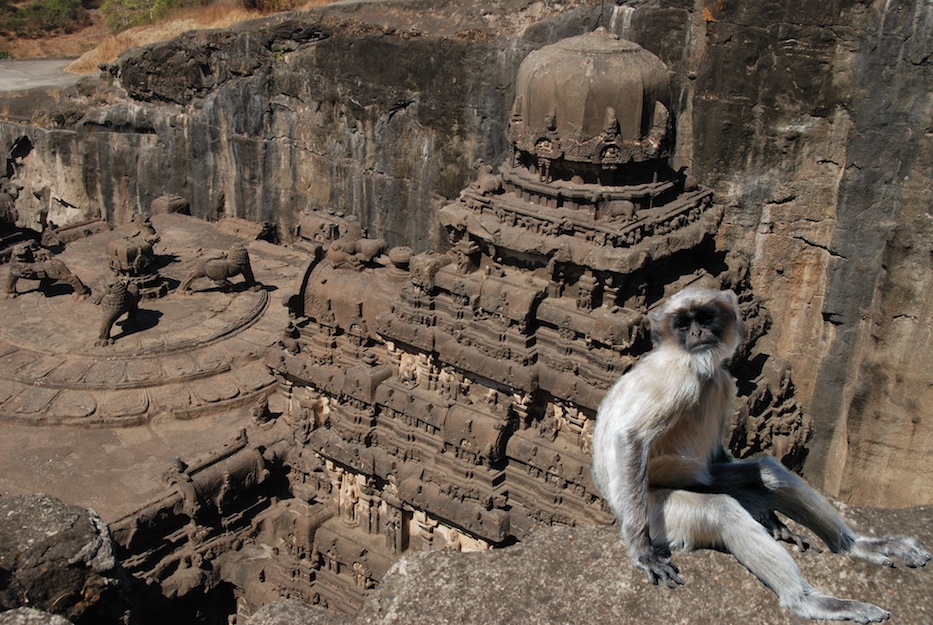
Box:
[0,214,305,518]
[0,214,304,427]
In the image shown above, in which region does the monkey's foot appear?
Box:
[634,551,684,589]
[788,591,889,623]
[851,535,931,568]
[766,515,821,553]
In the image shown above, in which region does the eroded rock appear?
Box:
[246,508,933,625]
[0,495,126,623]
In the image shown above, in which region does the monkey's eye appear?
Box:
[674,314,691,331]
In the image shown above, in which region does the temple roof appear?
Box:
[509,28,670,156]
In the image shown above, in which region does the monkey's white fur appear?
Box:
[591,288,930,623]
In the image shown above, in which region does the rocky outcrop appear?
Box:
[0,0,930,508]
[245,505,933,625]
[0,609,73,625]
[0,495,126,624]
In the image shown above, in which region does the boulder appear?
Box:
[0,495,126,623]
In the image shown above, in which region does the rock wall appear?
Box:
[616,0,933,507]
[0,2,599,248]
[0,0,930,507]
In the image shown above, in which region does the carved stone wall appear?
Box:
[259,30,810,613]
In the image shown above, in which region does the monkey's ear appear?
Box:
[650,327,662,348]
[721,289,745,341]
[648,309,663,329]
[721,289,739,310]
[648,310,664,347]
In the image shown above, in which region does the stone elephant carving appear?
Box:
[180,243,259,294]
[4,241,89,299]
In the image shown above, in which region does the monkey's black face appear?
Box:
[671,305,727,353]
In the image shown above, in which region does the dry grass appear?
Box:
[66,5,262,74]
[0,11,110,59]
[0,0,338,74]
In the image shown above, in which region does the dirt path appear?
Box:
[0,58,83,92]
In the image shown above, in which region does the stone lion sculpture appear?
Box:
[4,241,89,299]
[179,243,259,294]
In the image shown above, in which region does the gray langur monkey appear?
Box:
[591,287,930,623]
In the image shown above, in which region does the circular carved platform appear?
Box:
[0,214,306,427]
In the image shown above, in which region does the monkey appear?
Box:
[591,287,930,623]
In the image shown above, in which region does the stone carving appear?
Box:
[0,27,825,624]
[4,241,89,299]
[325,218,387,270]
[107,213,168,298]
[471,162,503,196]
[180,243,258,293]
[109,234,155,276]
[92,276,141,346]
[507,29,672,179]
[258,30,812,613]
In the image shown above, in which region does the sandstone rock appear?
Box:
[0,495,126,623]
[0,608,72,625]
[247,506,933,625]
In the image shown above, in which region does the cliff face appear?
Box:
[0,0,930,507]
[625,0,933,507]
[0,2,598,248]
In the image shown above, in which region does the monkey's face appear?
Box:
[671,305,729,353]
[650,288,742,359]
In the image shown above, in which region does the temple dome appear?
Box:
[507,28,672,170]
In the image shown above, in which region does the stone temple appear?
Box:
[260,29,805,613]
[0,28,812,624]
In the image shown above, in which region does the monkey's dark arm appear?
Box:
[613,430,685,589]
[701,456,820,552]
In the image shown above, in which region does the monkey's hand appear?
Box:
[763,512,821,553]
[633,547,685,589]
[851,535,931,568]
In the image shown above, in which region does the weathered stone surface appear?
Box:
[0,495,124,623]
[0,608,72,625]
[247,600,341,625]
[246,506,933,625]
[0,215,304,427]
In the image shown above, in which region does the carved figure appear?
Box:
[180,243,258,293]
[4,241,89,299]
[108,234,155,276]
[92,277,141,346]
[473,162,503,195]
[325,218,387,269]
[591,288,930,622]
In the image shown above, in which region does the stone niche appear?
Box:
[263,29,807,615]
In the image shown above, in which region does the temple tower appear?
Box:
[271,29,802,612]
